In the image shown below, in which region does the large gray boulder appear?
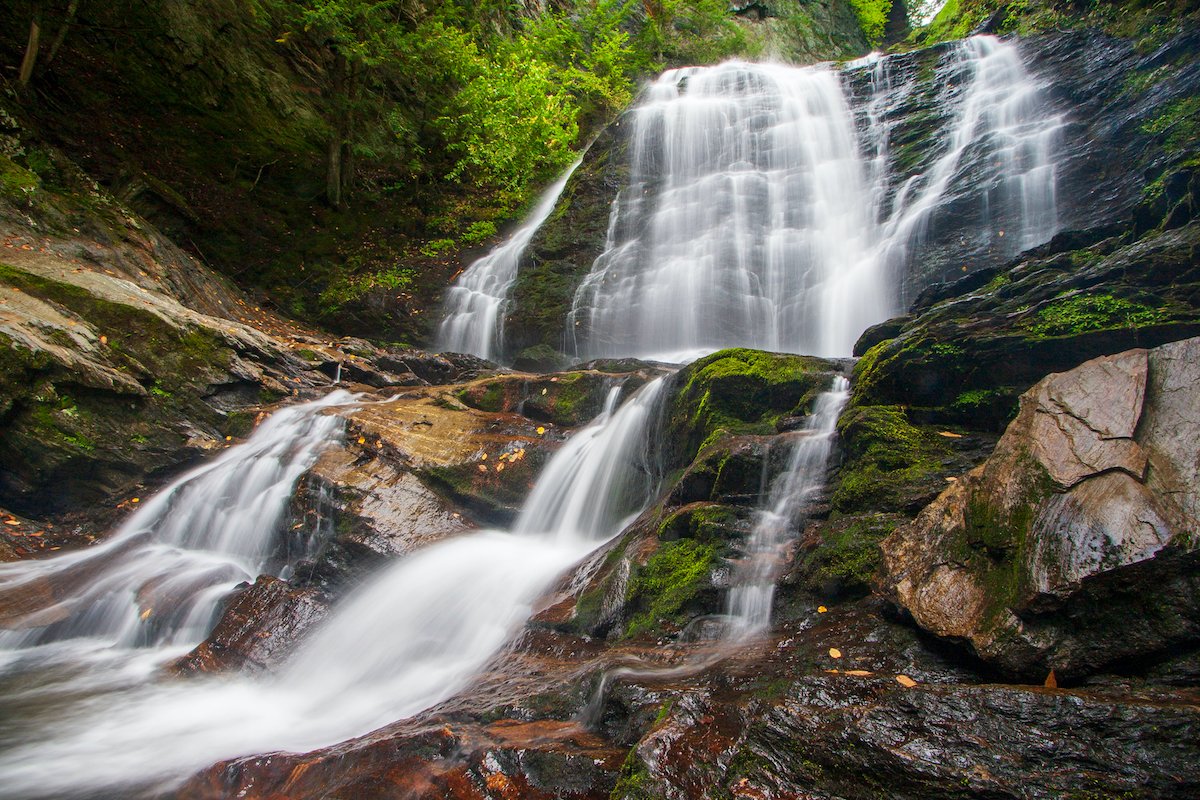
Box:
[880,337,1200,678]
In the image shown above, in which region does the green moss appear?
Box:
[610,747,658,800]
[1027,294,1168,337]
[625,539,716,638]
[0,153,40,200]
[799,518,895,596]
[656,503,738,543]
[1142,96,1200,153]
[667,348,834,466]
[831,405,948,514]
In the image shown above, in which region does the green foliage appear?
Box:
[460,220,497,246]
[848,0,893,41]
[1027,294,1168,337]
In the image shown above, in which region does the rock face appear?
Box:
[881,338,1200,678]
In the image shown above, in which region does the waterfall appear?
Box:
[0,391,354,652]
[437,161,582,361]
[726,376,849,638]
[877,35,1064,295]
[0,379,666,799]
[568,61,883,362]
[569,36,1062,362]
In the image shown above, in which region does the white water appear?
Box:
[0,379,665,798]
[569,61,884,361]
[726,376,849,638]
[0,391,355,652]
[568,37,1062,362]
[437,160,582,361]
[877,36,1064,290]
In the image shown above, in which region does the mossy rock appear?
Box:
[456,369,655,428]
[666,435,772,507]
[625,538,723,639]
[787,515,901,600]
[664,349,839,470]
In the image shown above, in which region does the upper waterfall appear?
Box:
[569,61,886,362]
[568,38,1062,362]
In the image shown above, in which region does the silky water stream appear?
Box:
[0,381,665,798]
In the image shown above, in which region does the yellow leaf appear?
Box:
[896,675,917,688]
[358,437,366,445]
[829,648,842,659]
[478,464,488,472]
[140,609,152,620]
[817,606,827,613]
[481,453,487,460]
[537,427,545,435]
[937,431,962,438]
[846,669,872,676]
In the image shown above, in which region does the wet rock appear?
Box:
[170,575,327,677]
[178,716,625,800]
[512,343,570,373]
[852,222,1200,431]
[664,349,843,471]
[455,366,666,428]
[880,338,1200,679]
[337,389,567,527]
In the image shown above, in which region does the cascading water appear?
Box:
[726,376,849,638]
[0,390,355,652]
[437,160,582,361]
[0,378,666,799]
[877,35,1064,296]
[568,36,1063,362]
[569,61,885,362]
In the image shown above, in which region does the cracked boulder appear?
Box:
[880,338,1200,679]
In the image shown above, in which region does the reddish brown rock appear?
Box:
[170,575,327,677]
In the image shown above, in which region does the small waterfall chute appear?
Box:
[437,160,582,361]
[0,390,356,652]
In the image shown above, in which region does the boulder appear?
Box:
[880,338,1200,678]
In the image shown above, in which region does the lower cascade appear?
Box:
[0,379,666,798]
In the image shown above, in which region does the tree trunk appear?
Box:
[325,52,347,209]
[340,67,359,198]
[326,128,344,209]
[43,0,80,70]
[18,3,43,87]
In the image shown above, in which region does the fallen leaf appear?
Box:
[131,498,139,503]
[357,437,366,445]
[829,648,842,659]
[946,477,958,482]
[938,431,963,438]
[817,606,827,613]
[140,608,152,620]
[824,669,839,674]
[896,675,917,688]
[1044,669,1057,689]
[536,427,545,435]
[481,453,487,460]
[4,519,20,526]
[846,670,872,676]
[100,335,108,345]
[478,464,488,472]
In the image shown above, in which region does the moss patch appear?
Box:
[625,538,718,638]
[665,348,836,469]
